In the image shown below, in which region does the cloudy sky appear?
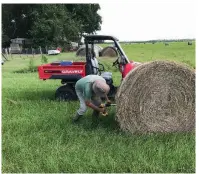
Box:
[97,0,195,41]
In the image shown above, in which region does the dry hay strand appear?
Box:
[101,46,118,57]
[7,98,18,105]
[6,98,22,107]
[133,61,142,68]
[116,60,195,134]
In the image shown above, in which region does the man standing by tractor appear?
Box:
[73,75,111,124]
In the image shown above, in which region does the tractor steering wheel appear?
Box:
[98,62,105,73]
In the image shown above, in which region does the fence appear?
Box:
[2,47,52,55]
[2,45,78,55]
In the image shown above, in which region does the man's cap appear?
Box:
[92,80,110,97]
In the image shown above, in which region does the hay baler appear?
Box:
[38,35,138,101]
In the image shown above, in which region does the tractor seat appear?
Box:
[85,57,100,75]
[91,57,99,75]
[101,72,113,85]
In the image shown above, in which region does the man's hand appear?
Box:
[99,107,105,113]
[107,100,111,104]
[85,101,109,116]
[85,100,107,114]
[105,100,111,107]
[99,103,105,108]
[99,107,108,116]
[101,111,108,116]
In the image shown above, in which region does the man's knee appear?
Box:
[81,107,87,113]
[77,106,87,115]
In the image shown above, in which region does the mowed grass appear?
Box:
[2,42,195,173]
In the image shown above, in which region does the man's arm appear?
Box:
[105,95,111,104]
[83,82,105,113]
[85,100,105,113]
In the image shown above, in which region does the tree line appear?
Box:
[120,39,195,44]
[2,4,102,48]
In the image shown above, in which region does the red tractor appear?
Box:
[38,35,138,101]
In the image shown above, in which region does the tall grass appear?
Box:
[2,42,195,173]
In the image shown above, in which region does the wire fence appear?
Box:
[2,47,54,55]
[1,46,80,62]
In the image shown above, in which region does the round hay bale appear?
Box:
[101,46,118,57]
[116,61,195,134]
[188,42,192,45]
[134,61,142,68]
[76,47,88,57]
[95,45,103,57]
[164,42,169,46]
[76,45,100,57]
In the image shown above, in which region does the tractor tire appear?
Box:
[55,85,77,101]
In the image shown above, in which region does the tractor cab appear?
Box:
[84,35,131,76]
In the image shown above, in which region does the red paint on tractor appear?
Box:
[38,62,86,80]
[122,61,136,78]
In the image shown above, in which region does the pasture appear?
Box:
[1,42,195,173]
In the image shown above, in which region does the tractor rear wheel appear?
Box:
[55,85,77,101]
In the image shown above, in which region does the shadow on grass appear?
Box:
[10,90,55,101]
[13,66,38,73]
[74,110,121,133]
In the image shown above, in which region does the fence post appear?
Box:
[5,48,9,60]
[39,46,43,56]
[20,47,22,58]
[31,47,34,58]
[8,47,11,59]
[9,47,13,59]
[45,46,48,55]
[26,48,28,57]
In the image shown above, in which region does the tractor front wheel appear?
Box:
[55,85,77,101]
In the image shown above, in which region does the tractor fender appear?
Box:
[122,61,136,78]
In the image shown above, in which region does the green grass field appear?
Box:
[2,42,195,173]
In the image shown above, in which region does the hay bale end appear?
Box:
[101,46,118,57]
[116,61,195,134]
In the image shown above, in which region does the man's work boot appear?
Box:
[72,113,82,123]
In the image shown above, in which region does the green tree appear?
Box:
[30,4,81,47]
[2,4,36,38]
[65,4,102,34]
[2,4,102,47]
